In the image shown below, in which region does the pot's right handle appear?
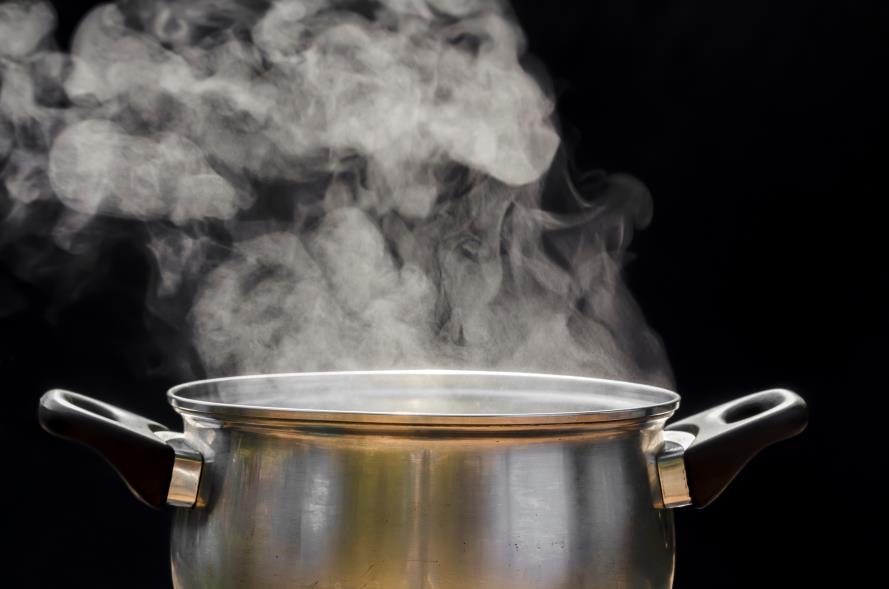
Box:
[38,389,202,509]
[657,389,808,509]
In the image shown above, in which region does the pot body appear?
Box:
[39,373,807,589]
[170,415,675,589]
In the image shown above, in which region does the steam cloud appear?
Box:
[1,0,672,386]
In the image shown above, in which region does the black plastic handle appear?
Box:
[38,389,175,509]
[666,389,808,508]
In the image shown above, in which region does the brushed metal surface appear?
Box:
[170,415,676,589]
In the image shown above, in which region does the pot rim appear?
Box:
[167,370,680,426]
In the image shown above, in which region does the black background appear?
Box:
[2,0,886,587]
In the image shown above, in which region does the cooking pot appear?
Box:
[38,370,807,588]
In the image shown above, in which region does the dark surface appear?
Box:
[2,0,886,587]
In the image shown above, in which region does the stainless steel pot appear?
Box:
[39,371,807,588]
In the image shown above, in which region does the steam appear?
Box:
[1,0,672,385]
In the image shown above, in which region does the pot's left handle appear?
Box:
[38,389,202,509]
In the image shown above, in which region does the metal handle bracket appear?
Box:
[656,430,695,508]
[156,432,203,508]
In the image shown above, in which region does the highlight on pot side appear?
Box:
[0,0,671,387]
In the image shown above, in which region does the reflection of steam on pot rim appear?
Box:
[0,0,669,385]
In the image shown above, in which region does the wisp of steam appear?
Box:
[0,0,672,386]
